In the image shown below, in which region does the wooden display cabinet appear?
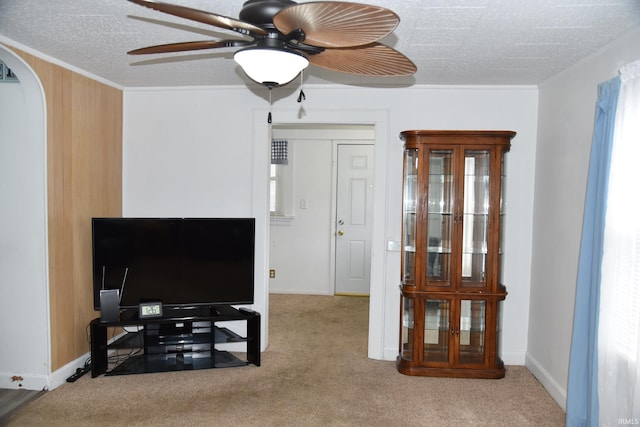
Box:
[397,130,515,378]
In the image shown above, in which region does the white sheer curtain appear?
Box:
[598,59,640,425]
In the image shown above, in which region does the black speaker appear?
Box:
[99,289,120,322]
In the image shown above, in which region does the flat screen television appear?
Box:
[92,218,255,311]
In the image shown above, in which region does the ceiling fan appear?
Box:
[127,0,417,87]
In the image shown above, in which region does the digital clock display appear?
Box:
[139,302,163,318]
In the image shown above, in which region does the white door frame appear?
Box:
[253,108,390,360]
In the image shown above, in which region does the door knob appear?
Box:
[338,230,344,236]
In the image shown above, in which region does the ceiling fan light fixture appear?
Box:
[234,47,309,87]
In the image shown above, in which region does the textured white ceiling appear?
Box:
[1,0,639,88]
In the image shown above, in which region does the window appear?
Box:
[597,59,640,423]
[270,146,294,224]
[270,164,282,215]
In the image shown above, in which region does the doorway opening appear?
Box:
[253,108,390,360]
[268,124,374,297]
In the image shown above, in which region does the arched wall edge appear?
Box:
[0,44,51,390]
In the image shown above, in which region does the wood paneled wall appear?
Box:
[9,47,123,371]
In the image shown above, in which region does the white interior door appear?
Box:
[335,144,374,295]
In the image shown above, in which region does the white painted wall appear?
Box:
[0,47,50,390]
[123,84,538,365]
[528,28,640,410]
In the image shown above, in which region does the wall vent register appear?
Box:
[0,61,19,82]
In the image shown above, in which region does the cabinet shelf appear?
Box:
[427,247,452,254]
[398,130,515,379]
[426,211,454,215]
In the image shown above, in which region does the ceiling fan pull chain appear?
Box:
[297,71,306,103]
[268,87,273,124]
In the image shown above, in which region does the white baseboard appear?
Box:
[0,330,130,391]
[382,346,397,361]
[48,354,90,390]
[0,371,50,391]
[0,355,86,391]
[502,351,526,365]
[525,352,567,411]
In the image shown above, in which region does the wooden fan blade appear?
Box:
[309,43,417,76]
[128,0,268,37]
[128,40,251,55]
[273,1,399,48]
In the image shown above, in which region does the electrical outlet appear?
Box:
[269,269,276,278]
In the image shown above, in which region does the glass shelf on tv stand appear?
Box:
[117,304,244,323]
[108,349,247,375]
[109,324,244,349]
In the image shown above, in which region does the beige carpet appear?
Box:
[5,294,565,426]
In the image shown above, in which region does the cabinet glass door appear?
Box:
[458,299,486,365]
[400,296,414,361]
[426,150,454,284]
[402,149,418,285]
[423,299,451,363]
[461,150,490,287]
[499,155,507,285]
[496,300,504,362]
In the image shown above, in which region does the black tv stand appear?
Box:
[90,305,260,377]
